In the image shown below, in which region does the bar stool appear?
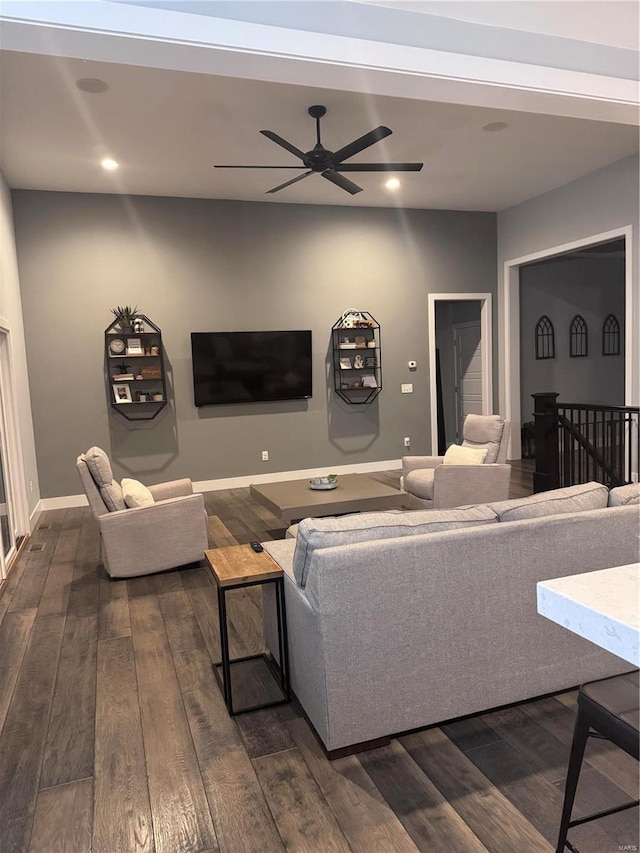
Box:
[556,670,639,853]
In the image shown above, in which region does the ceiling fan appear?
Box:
[213,105,423,195]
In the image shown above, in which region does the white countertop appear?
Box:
[537,563,639,667]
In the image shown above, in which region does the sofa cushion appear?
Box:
[443,444,488,466]
[121,478,155,508]
[84,446,126,512]
[292,505,497,586]
[487,482,608,522]
[404,469,435,501]
[461,414,504,464]
[608,483,640,507]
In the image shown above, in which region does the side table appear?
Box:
[204,544,291,715]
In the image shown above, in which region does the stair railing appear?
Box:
[532,392,639,492]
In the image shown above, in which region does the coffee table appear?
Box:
[250,472,405,524]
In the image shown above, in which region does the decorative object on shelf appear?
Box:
[126,337,143,356]
[602,314,620,356]
[113,383,132,403]
[309,474,338,491]
[569,314,588,357]
[535,315,555,360]
[332,310,381,404]
[110,304,138,332]
[105,312,167,421]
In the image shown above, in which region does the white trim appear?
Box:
[501,225,634,461]
[38,494,88,511]
[0,321,31,542]
[0,3,637,124]
[428,293,493,456]
[39,459,403,508]
[29,500,43,530]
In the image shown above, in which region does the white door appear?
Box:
[453,321,483,442]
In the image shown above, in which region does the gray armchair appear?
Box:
[77,446,208,578]
[402,415,511,509]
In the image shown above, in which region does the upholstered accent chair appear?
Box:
[77,446,208,578]
[402,414,511,509]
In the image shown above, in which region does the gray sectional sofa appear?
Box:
[263,481,640,756]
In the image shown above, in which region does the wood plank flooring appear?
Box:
[0,461,637,852]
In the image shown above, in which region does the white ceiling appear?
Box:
[0,1,638,211]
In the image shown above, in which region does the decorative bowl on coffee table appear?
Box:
[309,475,338,491]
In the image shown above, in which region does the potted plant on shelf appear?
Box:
[110,305,138,332]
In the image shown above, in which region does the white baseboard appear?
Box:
[38,460,403,509]
[39,494,89,511]
[193,459,402,493]
[29,501,43,532]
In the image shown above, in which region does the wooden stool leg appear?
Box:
[556,705,591,853]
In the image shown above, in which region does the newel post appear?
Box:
[532,392,560,493]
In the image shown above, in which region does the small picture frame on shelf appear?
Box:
[126,338,143,356]
[362,374,378,388]
[113,383,132,403]
[354,335,366,348]
[364,356,376,368]
[339,357,352,370]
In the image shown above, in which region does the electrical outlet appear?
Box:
[401,384,413,394]
[404,437,411,447]
[261,450,269,461]
[29,480,34,493]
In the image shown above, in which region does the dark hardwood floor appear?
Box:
[0,461,637,852]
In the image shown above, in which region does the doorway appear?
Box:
[502,225,633,460]
[453,320,483,442]
[428,294,493,455]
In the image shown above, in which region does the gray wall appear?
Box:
[12,191,496,498]
[520,256,625,423]
[497,154,639,447]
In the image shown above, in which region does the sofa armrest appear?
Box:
[433,464,511,508]
[98,493,207,577]
[402,456,444,478]
[148,478,194,501]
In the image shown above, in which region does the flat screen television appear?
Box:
[191,330,312,406]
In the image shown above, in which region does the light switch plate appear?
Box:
[401,384,413,394]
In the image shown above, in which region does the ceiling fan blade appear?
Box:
[214,165,306,169]
[330,126,392,165]
[321,170,363,195]
[336,163,423,172]
[266,171,313,194]
[260,130,307,161]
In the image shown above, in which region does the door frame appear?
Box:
[501,225,634,460]
[0,322,29,578]
[428,293,493,456]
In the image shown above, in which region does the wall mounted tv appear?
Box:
[191,330,312,406]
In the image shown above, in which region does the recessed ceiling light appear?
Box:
[101,158,119,171]
[483,121,509,132]
[385,177,400,190]
[76,78,109,94]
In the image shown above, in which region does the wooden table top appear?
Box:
[204,544,282,588]
[250,473,405,523]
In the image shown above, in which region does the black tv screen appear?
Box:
[191,330,312,406]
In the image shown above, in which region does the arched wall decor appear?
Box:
[569,314,588,357]
[602,314,620,356]
[535,315,555,360]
